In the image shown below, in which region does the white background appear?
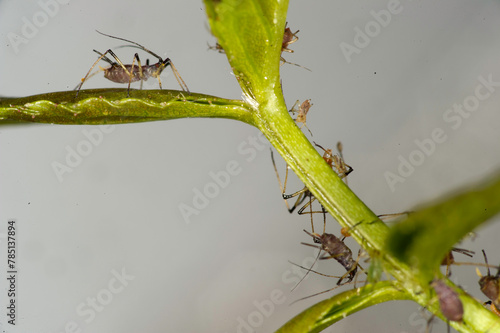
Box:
[1,1,500,332]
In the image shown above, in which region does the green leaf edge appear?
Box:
[387,173,500,282]
[276,281,411,333]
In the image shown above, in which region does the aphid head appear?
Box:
[477,250,500,302]
[303,229,322,244]
[479,275,500,304]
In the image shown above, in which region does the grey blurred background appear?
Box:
[1,1,500,332]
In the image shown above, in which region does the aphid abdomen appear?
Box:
[104,64,145,83]
[432,279,464,322]
[321,233,356,278]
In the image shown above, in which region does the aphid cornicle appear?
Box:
[476,250,500,316]
[431,279,464,322]
[76,30,189,97]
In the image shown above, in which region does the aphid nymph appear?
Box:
[431,279,464,322]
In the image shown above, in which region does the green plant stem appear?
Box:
[0,89,254,125]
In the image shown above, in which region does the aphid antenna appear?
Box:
[96,30,163,61]
[481,249,500,278]
[289,248,323,292]
[280,58,312,71]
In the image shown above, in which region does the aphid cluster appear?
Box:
[76,31,189,98]
[273,141,499,326]
[272,140,363,299]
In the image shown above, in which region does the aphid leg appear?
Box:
[271,149,321,222]
[280,57,312,71]
[167,59,190,93]
[76,49,119,98]
[271,149,294,213]
[377,212,411,220]
[336,249,364,286]
[127,53,143,97]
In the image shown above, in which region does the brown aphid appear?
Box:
[271,150,318,232]
[282,23,299,54]
[314,142,353,181]
[270,142,352,233]
[431,279,464,322]
[270,141,353,233]
[302,230,358,285]
[289,99,313,136]
[441,247,475,277]
[280,23,311,71]
[207,42,225,54]
[477,250,500,315]
[76,31,189,98]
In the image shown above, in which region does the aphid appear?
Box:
[280,23,311,71]
[302,229,359,285]
[271,149,318,232]
[431,279,464,322]
[76,31,189,98]
[282,23,299,54]
[289,99,313,136]
[270,143,352,233]
[476,250,500,316]
[314,141,353,184]
[441,247,475,277]
[207,42,225,53]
